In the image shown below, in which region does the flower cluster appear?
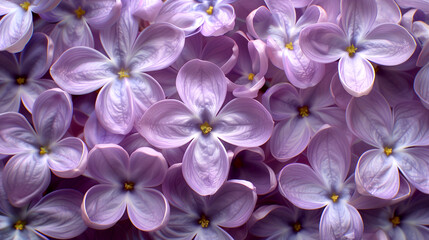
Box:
[1,0,429,239]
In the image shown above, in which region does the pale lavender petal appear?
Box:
[50,47,116,94]
[356,149,399,199]
[320,203,363,240]
[393,101,429,147]
[330,72,352,109]
[129,147,168,187]
[20,79,57,113]
[31,0,62,13]
[200,4,235,36]
[0,9,33,53]
[265,0,296,27]
[128,73,165,118]
[176,59,227,118]
[119,133,151,155]
[182,136,229,196]
[374,0,401,25]
[395,147,429,194]
[338,55,375,97]
[84,0,122,29]
[346,90,392,147]
[0,1,15,15]
[3,153,50,207]
[47,137,88,178]
[20,32,53,80]
[261,83,300,121]
[136,99,199,149]
[295,5,326,30]
[87,144,128,184]
[33,88,72,144]
[415,64,429,107]
[214,98,273,147]
[341,0,377,40]
[209,180,257,227]
[202,35,238,74]
[127,188,169,231]
[195,227,234,240]
[82,185,126,229]
[246,6,274,41]
[0,113,37,154]
[29,189,86,239]
[134,0,163,22]
[278,163,329,209]
[84,112,125,148]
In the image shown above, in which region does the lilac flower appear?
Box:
[0,32,56,113]
[137,59,273,195]
[50,4,185,134]
[152,163,257,240]
[278,127,363,239]
[0,88,88,207]
[246,0,326,88]
[300,0,416,96]
[84,112,125,149]
[82,144,169,231]
[347,90,429,199]
[0,0,60,52]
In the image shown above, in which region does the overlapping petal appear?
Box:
[0,9,33,53]
[87,144,128,184]
[338,54,375,97]
[20,33,53,80]
[0,113,37,154]
[320,203,363,240]
[395,147,429,194]
[84,0,122,29]
[127,73,165,117]
[129,147,168,187]
[47,137,88,178]
[341,0,377,41]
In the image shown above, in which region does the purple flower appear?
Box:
[137,59,273,195]
[81,144,169,231]
[300,0,416,96]
[0,88,88,207]
[152,163,257,239]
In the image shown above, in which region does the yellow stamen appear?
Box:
[206,6,214,15]
[285,42,294,50]
[390,216,400,227]
[39,147,48,155]
[74,6,86,19]
[198,215,209,228]
[117,69,130,79]
[248,73,255,81]
[384,147,393,156]
[14,220,25,231]
[330,193,339,203]
[293,222,302,232]
[200,122,212,135]
[20,1,31,11]
[346,44,357,57]
[298,106,309,117]
[124,182,134,191]
[16,77,26,85]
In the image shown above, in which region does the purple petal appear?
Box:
[82,185,126,229]
[84,112,125,149]
[415,63,429,107]
[202,35,238,74]
[341,0,377,40]
[338,55,375,97]
[128,73,165,118]
[0,10,33,53]
[200,4,235,36]
[127,188,169,231]
[47,137,88,178]
[209,180,257,227]
[278,163,329,209]
[395,147,429,194]
[320,203,363,240]
[84,0,122,29]
[0,113,37,154]
[20,33,53,80]
[331,72,352,109]
[214,98,273,147]
[195,226,234,240]
[31,0,62,13]
[246,6,274,41]
[129,147,168,187]
[374,0,401,25]
[119,133,151,155]
[87,144,129,184]
[3,153,50,207]
[50,47,116,94]
[20,79,57,113]
[265,0,296,27]
[176,59,227,118]
[261,83,301,121]
[28,189,86,239]
[393,101,429,147]
[136,99,199,149]
[182,136,229,196]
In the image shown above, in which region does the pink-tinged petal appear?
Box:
[50,47,115,94]
[295,5,326,30]
[134,0,163,22]
[130,23,185,72]
[270,118,312,161]
[32,88,72,144]
[201,4,235,36]
[47,137,88,178]
[95,79,134,135]
[265,0,295,27]
[320,203,363,240]
[208,180,257,227]
[393,101,429,147]
[195,227,234,240]
[374,0,401,26]
[214,98,273,147]
[261,83,301,121]
[359,24,416,66]
[136,99,199,149]
[84,112,125,149]
[341,0,377,40]
[182,136,229,196]
[395,147,429,194]
[307,127,351,186]
[0,10,33,53]
[246,6,275,41]
[249,39,269,75]
[29,189,86,239]
[202,36,238,74]
[85,0,122,29]
[81,185,126,229]
[346,90,392,147]
[0,83,21,113]
[0,112,37,154]
[20,33,53,80]
[31,0,62,13]
[355,149,399,199]
[128,73,165,118]
[129,147,168,187]
[176,59,227,118]
[278,163,329,209]
[21,79,58,113]
[127,188,169,231]
[299,23,348,63]
[338,55,375,97]
[87,144,129,184]
[3,153,50,207]
[291,0,312,8]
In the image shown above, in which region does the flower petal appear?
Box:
[261,83,300,121]
[214,98,273,147]
[320,203,363,240]
[338,55,375,97]
[395,147,429,194]
[182,136,229,196]
[128,73,165,118]
[129,147,168,187]
[127,188,169,231]
[374,0,401,25]
[47,137,88,178]
[84,0,122,29]
[415,63,429,107]
[87,144,129,184]
[0,9,33,53]
[202,35,238,74]
[20,33,53,80]
[341,0,377,41]
[0,112,37,154]
[84,112,125,149]
[201,4,235,36]
[195,226,234,240]
[20,79,57,113]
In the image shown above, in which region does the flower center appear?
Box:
[390,216,400,227]
[298,106,310,117]
[200,122,212,135]
[346,44,357,57]
[248,73,255,81]
[285,42,294,50]
[206,6,214,15]
[74,6,86,19]
[20,1,31,11]
[39,147,48,155]
[16,77,26,85]
[124,181,134,191]
[384,146,393,156]
[14,220,25,231]
[198,215,209,228]
[292,222,302,232]
[118,69,130,79]
[330,193,339,203]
